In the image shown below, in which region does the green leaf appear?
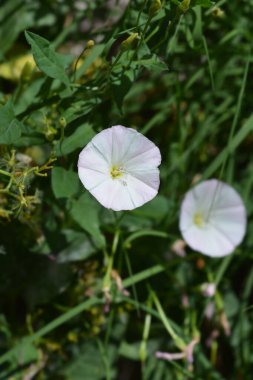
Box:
[111,69,136,110]
[57,230,96,263]
[0,119,22,144]
[25,31,70,86]
[15,77,47,115]
[55,122,95,156]
[13,136,45,147]
[132,195,170,222]
[204,114,253,178]
[224,291,240,318]
[60,98,101,123]
[192,0,214,7]
[11,337,39,366]
[0,101,22,144]
[70,193,105,248]
[0,99,14,124]
[137,55,168,73]
[24,257,71,308]
[119,341,141,360]
[51,167,80,199]
[0,1,35,55]
[62,341,116,380]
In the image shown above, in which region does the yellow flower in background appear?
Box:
[0,54,36,82]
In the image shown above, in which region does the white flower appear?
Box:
[78,125,161,211]
[201,282,216,297]
[179,179,247,257]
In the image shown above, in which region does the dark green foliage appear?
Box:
[0,0,253,379]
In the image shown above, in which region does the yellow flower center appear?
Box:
[193,212,204,228]
[110,165,123,179]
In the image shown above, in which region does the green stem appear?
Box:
[112,229,120,256]
[153,10,181,51]
[124,249,140,315]
[124,15,152,72]
[0,297,101,365]
[215,254,233,287]
[202,36,215,92]
[73,46,88,83]
[97,339,111,380]
[0,188,20,201]
[103,230,120,291]
[151,289,186,350]
[205,52,251,219]
[110,51,124,72]
[123,229,170,248]
[139,298,152,362]
[0,169,12,177]
[136,0,149,26]
[122,264,164,288]
[0,265,170,367]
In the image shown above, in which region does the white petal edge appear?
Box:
[77,125,161,211]
[179,179,247,257]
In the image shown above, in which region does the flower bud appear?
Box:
[86,40,95,49]
[179,0,191,12]
[201,283,216,298]
[148,0,162,17]
[212,7,224,18]
[59,117,67,128]
[120,33,139,51]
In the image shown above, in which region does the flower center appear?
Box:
[193,212,204,228]
[110,165,124,179]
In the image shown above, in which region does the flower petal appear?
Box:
[110,125,161,168]
[182,224,235,257]
[78,125,161,211]
[88,173,159,211]
[78,143,109,191]
[126,171,159,207]
[124,135,161,170]
[78,143,108,172]
[128,168,160,191]
[89,125,138,165]
[78,167,109,191]
[89,179,135,211]
[179,179,247,257]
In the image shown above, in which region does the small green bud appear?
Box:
[59,117,67,128]
[45,126,57,141]
[179,0,191,12]
[120,33,139,51]
[212,7,224,18]
[149,0,162,17]
[86,40,95,49]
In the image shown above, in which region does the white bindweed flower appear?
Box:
[78,125,161,211]
[179,179,247,257]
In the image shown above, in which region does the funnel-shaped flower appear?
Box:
[78,125,161,211]
[179,179,246,257]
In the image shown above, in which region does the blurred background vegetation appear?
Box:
[0,0,253,379]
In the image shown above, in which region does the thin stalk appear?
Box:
[151,289,186,350]
[123,229,170,248]
[0,169,12,177]
[124,248,140,315]
[126,15,152,70]
[205,51,250,220]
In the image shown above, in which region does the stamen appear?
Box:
[193,212,204,227]
[110,165,123,179]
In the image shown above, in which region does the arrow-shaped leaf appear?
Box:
[25,31,70,86]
